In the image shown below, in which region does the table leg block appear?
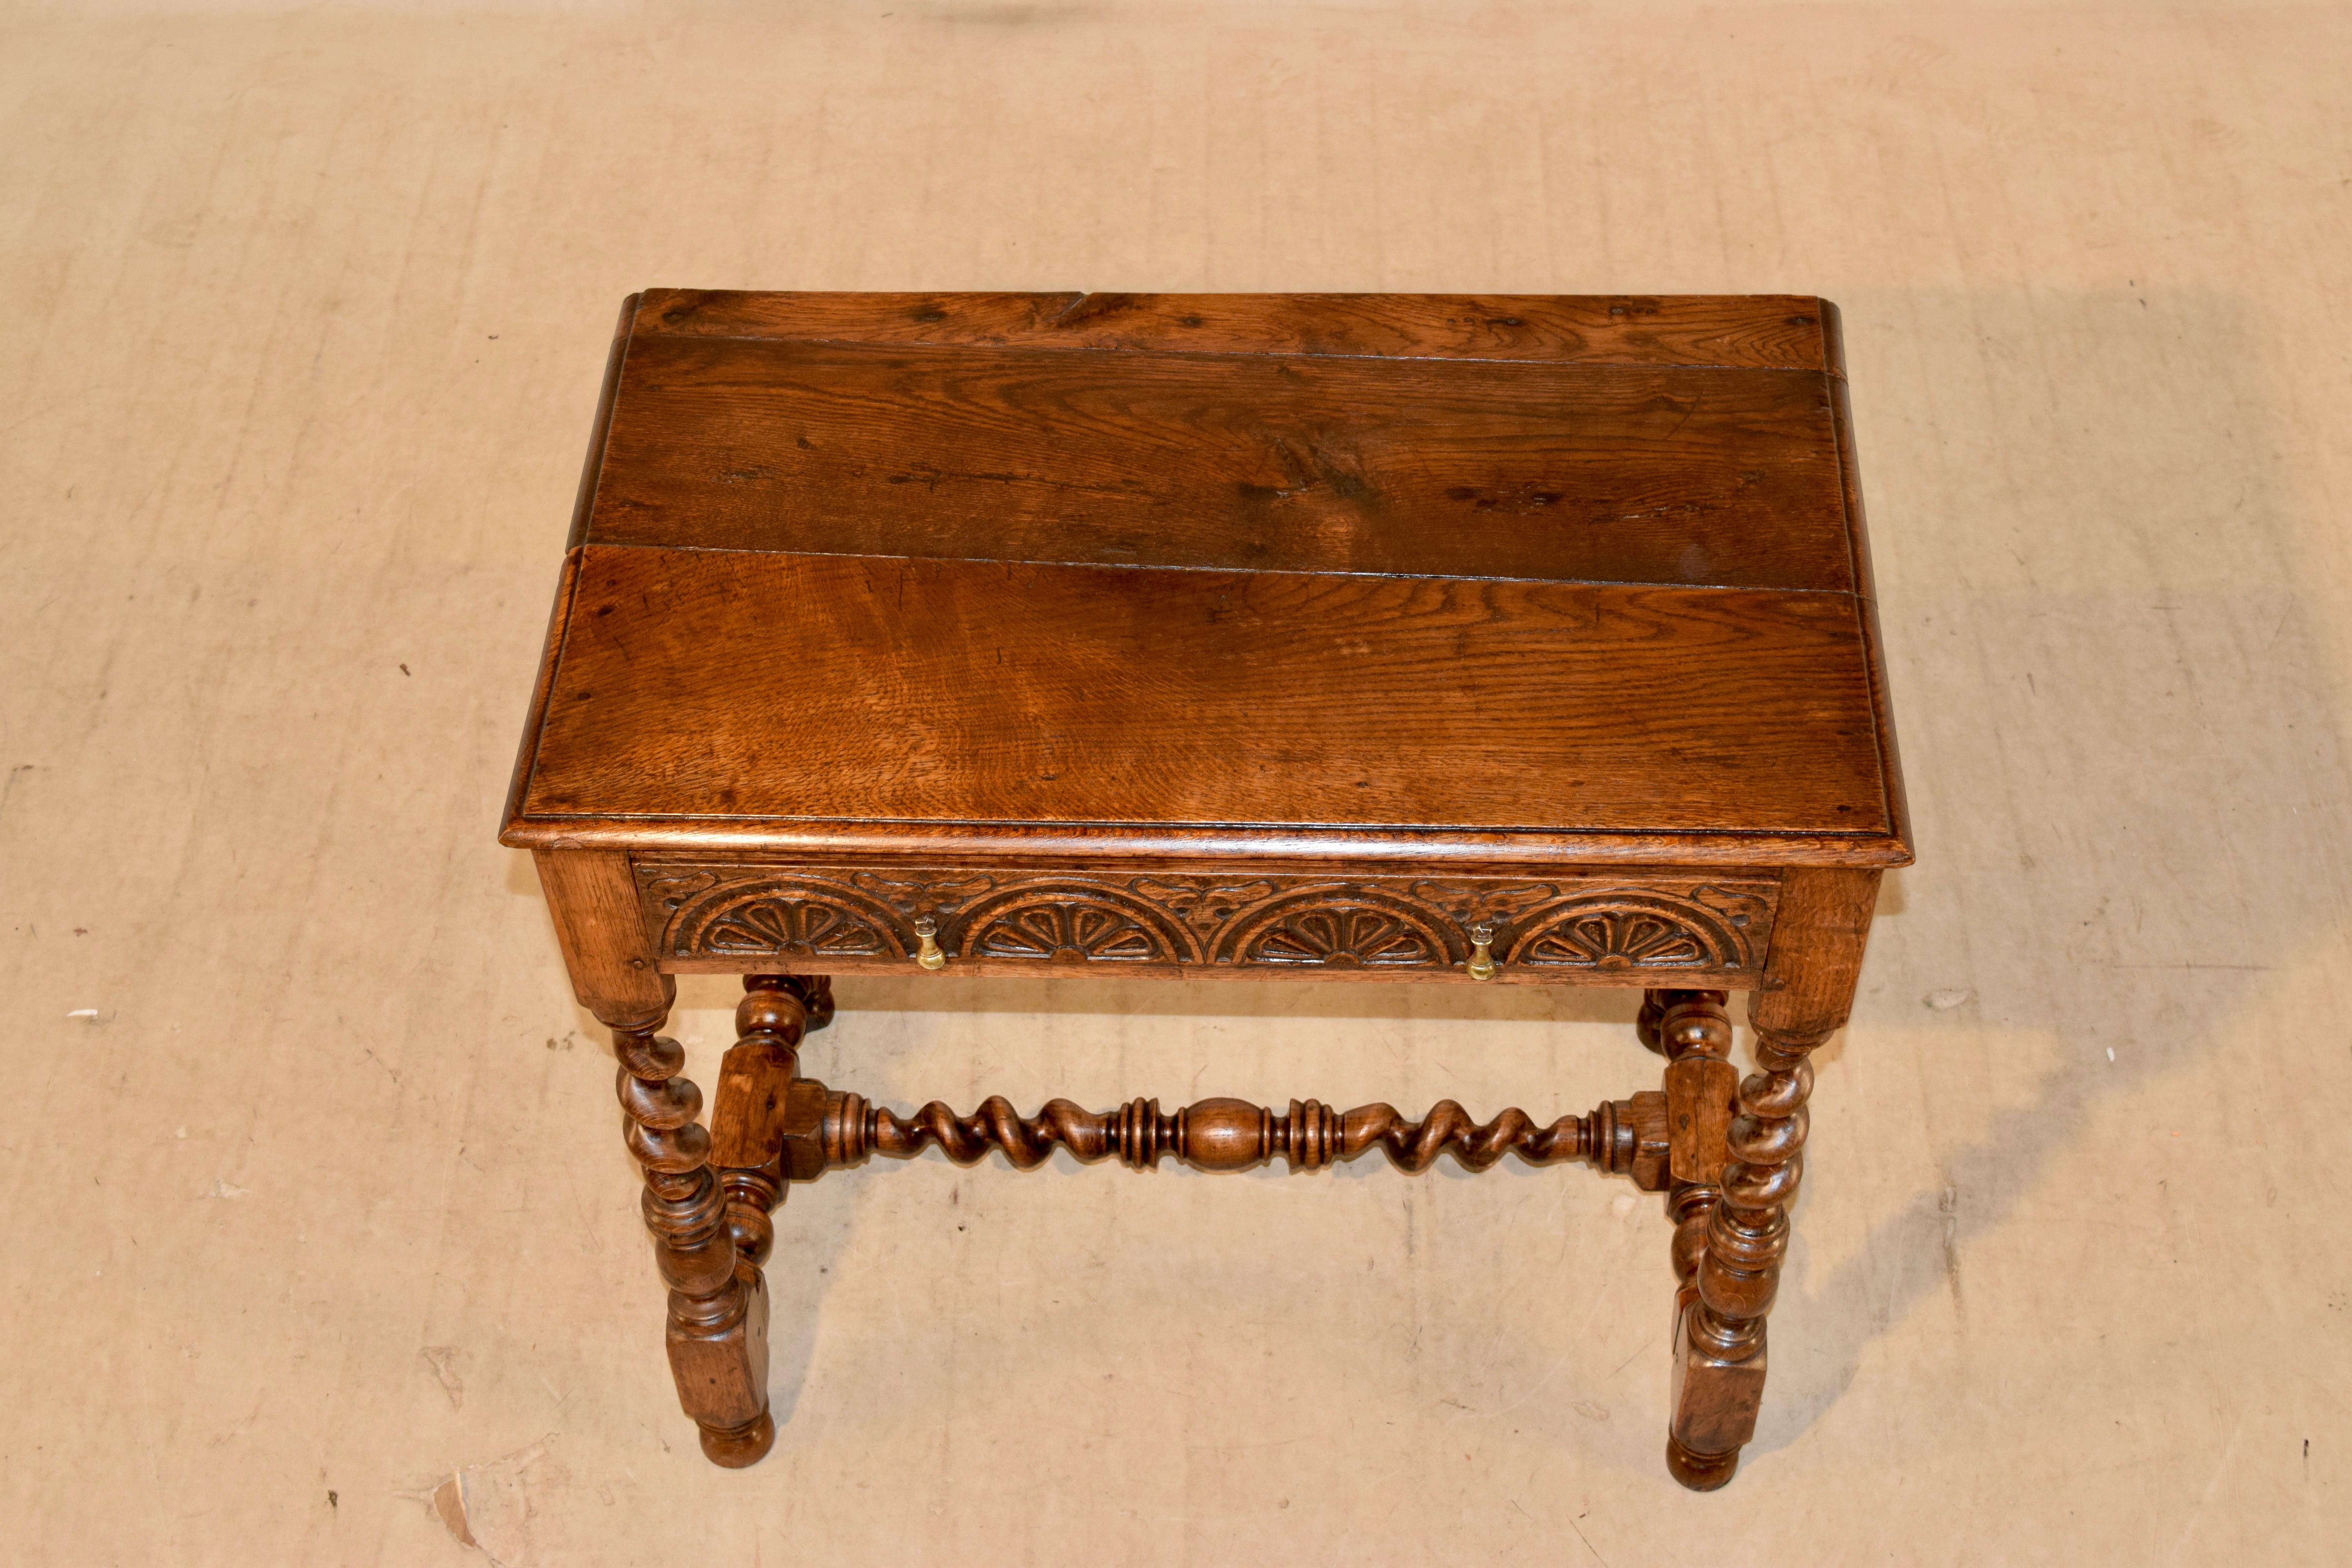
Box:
[669,1271,774,1468]
[1666,1300,1764,1490]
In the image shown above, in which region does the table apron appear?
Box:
[630,859,1783,986]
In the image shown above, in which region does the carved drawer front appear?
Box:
[636,865,1777,984]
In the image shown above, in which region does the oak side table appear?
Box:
[501,289,1912,1490]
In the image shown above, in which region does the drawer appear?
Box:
[633,862,1778,986]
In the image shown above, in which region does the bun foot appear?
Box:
[1665,1435,1739,1491]
[699,1410,776,1468]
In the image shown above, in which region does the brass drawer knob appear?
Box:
[1467,924,1497,982]
[914,915,947,972]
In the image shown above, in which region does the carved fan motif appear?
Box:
[1523,913,1702,967]
[1510,893,1748,971]
[653,873,909,959]
[970,902,1171,962]
[704,898,889,956]
[1247,907,1438,967]
[638,864,1769,974]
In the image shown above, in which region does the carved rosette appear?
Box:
[954,883,1201,964]
[637,865,1775,978]
[645,871,907,960]
[1214,889,1459,969]
[1505,887,1764,973]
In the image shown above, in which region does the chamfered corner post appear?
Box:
[1644,988,1738,1320]
[1666,868,1880,1491]
[532,848,775,1468]
[708,975,810,1293]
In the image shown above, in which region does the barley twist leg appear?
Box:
[614,1008,773,1468]
[1666,1020,1818,1490]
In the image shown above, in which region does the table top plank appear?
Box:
[630,289,1835,370]
[513,547,1895,847]
[586,337,1852,590]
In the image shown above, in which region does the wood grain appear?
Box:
[589,335,1851,590]
[514,546,1895,846]
[630,289,1835,370]
[530,847,670,1027]
[708,1035,796,1171]
[1750,867,1883,1044]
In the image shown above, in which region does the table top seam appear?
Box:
[558,539,1871,597]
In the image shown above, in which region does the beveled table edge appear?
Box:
[495,815,1916,870]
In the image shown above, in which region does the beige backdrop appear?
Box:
[4,2,2348,1563]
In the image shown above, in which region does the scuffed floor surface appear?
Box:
[3,3,2349,1563]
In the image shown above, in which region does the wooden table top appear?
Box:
[502,290,1910,871]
